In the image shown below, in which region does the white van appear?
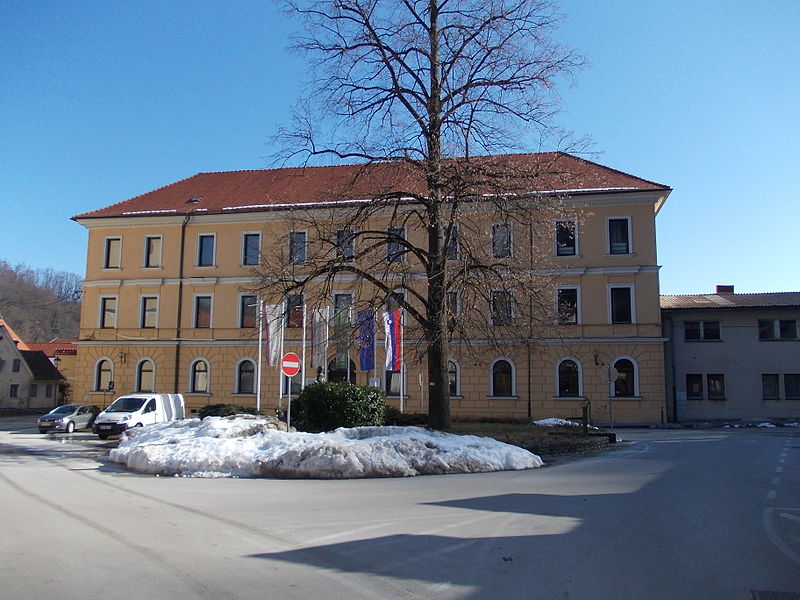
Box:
[93,393,185,439]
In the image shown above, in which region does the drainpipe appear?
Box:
[173,214,191,393]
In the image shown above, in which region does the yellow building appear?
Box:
[72,153,670,424]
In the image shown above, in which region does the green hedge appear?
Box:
[198,403,260,419]
[293,382,387,432]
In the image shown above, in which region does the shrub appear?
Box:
[384,407,429,427]
[199,403,259,419]
[293,381,387,432]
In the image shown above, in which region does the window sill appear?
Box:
[684,339,723,343]
[488,395,519,400]
[609,396,642,400]
[554,395,587,401]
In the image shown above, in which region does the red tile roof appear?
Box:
[25,341,78,356]
[0,320,29,350]
[73,153,670,220]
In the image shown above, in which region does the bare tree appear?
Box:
[262,0,584,429]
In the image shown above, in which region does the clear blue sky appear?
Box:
[2,0,798,294]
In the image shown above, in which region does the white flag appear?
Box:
[264,303,284,367]
[311,307,329,371]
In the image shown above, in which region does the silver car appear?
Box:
[38,404,100,434]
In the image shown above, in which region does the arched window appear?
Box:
[136,359,155,393]
[612,357,638,397]
[237,360,255,394]
[448,359,460,396]
[190,359,209,393]
[490,358,514,397]
[327,359,356,384]
[95,359,113,391]
[557,359,581,397]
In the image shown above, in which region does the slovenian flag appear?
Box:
[383,309,402,371]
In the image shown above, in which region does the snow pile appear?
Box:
[533,417,596,429]
[109,417,543,478]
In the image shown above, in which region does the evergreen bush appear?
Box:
[293,381,387,432]
[199,403,259,419]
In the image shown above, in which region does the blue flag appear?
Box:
[358,310,375,371]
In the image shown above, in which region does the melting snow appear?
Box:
[109,416,544,478]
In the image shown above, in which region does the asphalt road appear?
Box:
[1,416,798,600]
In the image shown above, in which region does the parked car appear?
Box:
[93,393,185,439]
[38,404,100,434]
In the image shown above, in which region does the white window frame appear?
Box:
[448,358,461,397]
[335,227,356,263]
[490,288,515,326]
[554,219,578,257]
[235,358,257,395]
[491,222,513,259]
[556,285,581,325]
[135,358,156,393]
[610,355,639,398]
[94,358,114,392]
[103,236,122,269]
[98,295,119,329]
[607,216,633,255]
[241,231,261,266]
[197,233,216,267]
[556,357,583,398]
[608,284,636,324]
[489,357,516,397]
[143,235,162,268]
[386,226,407,263]
[238,293,258,329]
[139,295,159,329]
[193,294,213,328]
[288,230,308,265]
[384,360,407,397]
[189,358,211,394]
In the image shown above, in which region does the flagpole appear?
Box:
[400,309,404,414]
[278,303,285,410]
[301,304,307,391]
[256,298,263,412]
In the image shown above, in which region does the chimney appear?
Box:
[716,285,734,294]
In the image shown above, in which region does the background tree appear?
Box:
[0,260,82,341]
[262,0,584,429]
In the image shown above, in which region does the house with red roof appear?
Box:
[71,153,672,424]
[0,321,65,409]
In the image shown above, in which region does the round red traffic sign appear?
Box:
[281,352,301,377]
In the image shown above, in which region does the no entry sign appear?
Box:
[281,352,301,377]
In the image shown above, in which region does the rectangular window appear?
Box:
[759,319,776,340]
[447,290,460,318]
[707,374,725,400]
[445,225,459,261]
[335,227,355,262]
[762,374,780,400]
[240,295,257,328]
[610,286,633,324]
[104,237,121,269]
[144,235,162,268]
[557,287,579,325]
[198,235,215,267]
[385,370,402,396]
[9,384,18,398]
[12,359,20,372]
[100,297,117,328]
[288,231,307,264]
[780,320,798,340]
[686,374,703,400]
[242,233,261,266]
[555,220,576,256]
[492,223,512,259]
[386,227,405,263]
[194,296,212,328]
[685,320,720,341]
[140,296,158,328]
[286,294,304,328]
[30,384,38,398]
[608,218,631,255]
[785,374,800,400]
[491,290,514,326]
[46,384,53,398]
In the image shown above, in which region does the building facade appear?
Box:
[662,286,800,422]
[0,321,63,410]
[72,153,671,424]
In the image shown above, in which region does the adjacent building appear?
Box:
[662,286,800,422]
[0,321,64,409]
[71,153,671,423]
